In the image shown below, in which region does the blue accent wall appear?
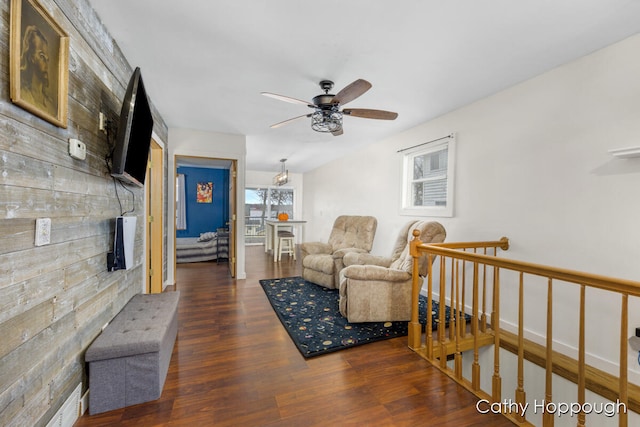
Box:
[177,166,229,238]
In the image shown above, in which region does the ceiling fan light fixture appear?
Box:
[264,78,396,135]
[311,110,343,133]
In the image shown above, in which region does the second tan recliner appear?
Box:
[338,220,446,322]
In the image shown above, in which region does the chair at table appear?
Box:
[277,230,296,261]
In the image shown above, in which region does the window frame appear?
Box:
[265,186,295,220]
[244,185,296,221]
[400,135,456,218]
[244,185,296,245]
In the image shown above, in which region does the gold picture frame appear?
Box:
[10,0,69,128]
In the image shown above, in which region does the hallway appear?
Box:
[75,246,513,426]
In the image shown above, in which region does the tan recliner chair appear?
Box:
[300,215,377,289]
[338,220,446,323]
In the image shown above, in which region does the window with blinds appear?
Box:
[401,136,455,217]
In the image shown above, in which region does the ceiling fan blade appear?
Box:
[261,92,315,108]
[332,79,372,105]
[343,108,398,120]
[270,113,311,129]
[331,128,344,136]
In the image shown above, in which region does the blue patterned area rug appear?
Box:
[259,276,463,358]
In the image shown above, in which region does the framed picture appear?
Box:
[197,182,213,203]
[10,0,69,128]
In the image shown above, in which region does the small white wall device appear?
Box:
[68,138,87,160]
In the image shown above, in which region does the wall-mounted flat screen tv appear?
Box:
[110,67,154,187]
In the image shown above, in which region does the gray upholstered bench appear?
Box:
[85,291,180,414]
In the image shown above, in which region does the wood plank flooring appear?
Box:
[74,245,514,426]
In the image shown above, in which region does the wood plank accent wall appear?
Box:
[0,0,168,425]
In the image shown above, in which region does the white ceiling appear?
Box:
[87,0,640,174]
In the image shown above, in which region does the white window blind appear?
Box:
[176,174,187,230]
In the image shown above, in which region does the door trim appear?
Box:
[174,155,237,278]
[146,139,164,293]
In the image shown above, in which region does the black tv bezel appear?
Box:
[110,67,154,187]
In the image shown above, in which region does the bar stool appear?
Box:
[277,230,296,261]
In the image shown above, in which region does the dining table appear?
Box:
[264,219,307,262]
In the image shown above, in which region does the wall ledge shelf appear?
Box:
[608,147,640,158]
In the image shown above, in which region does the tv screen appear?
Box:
[110,67,154,187]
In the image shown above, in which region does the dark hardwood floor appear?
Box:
[74,245,514,426]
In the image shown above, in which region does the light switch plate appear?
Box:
[35,218,51,246]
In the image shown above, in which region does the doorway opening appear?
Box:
[174,155,237,278]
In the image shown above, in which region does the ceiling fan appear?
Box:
[261,79,398,136]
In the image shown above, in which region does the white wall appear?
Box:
[168,127,247,281]
[303,34,640,380]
